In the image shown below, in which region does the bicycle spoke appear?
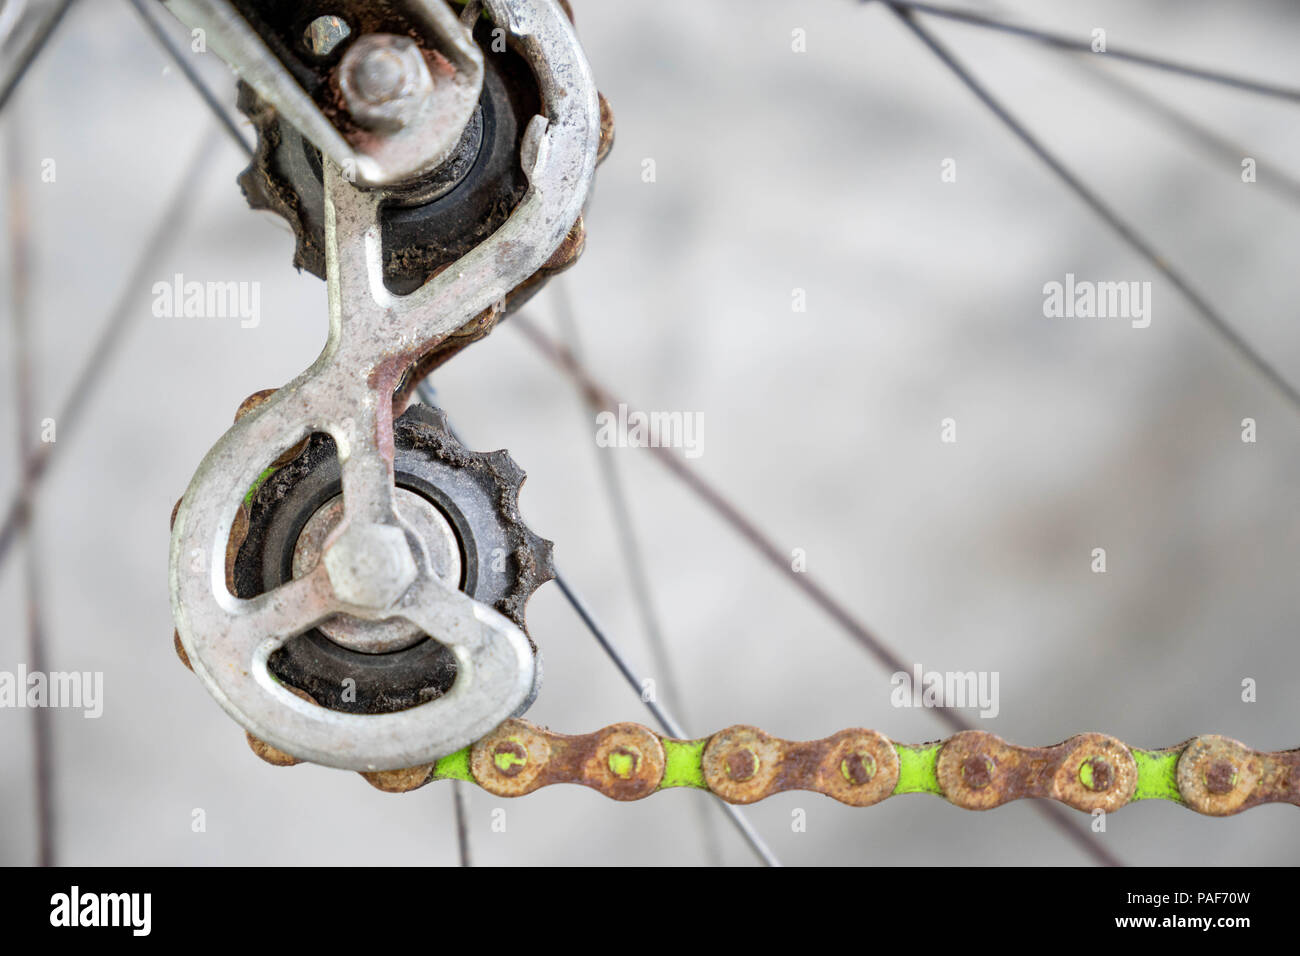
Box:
[416,390,744,865]
[884,2,1300,414]
[0,125,224,580]
[124,0,253,157]
[516,317,1123,867]
[1074,61,1300,210]
[878,0,1300,103]
[957,0,1300,209]
[518,318,936,698]
[0,0,77,115]
[451,780,472,867]
[6,110,54,867]
[552,572,783,868]
[549,279,725,867]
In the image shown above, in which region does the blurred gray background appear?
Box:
[1,0,1298,865]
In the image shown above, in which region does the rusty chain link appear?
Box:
[348,720,1300,816]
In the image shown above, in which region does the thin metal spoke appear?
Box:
[6,109,54,867]
[0,125,224,579]
[0,0,77,115]
[451,780,472,867]
[515,316,1122,866]
[883,1,1300,414]
[124,0,253,158]
[877,0,1300,103]
[517,318,947,713]
[549,279,725,867]
[1068,59,1300,210]
[552,572,783,868]
[956,0,1300,211]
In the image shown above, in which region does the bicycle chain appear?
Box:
[348,720,1299,816]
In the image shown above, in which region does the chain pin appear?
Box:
[492,740,528,777]
[607,746,641,780]
[841,750,877,785]
[1078,756,1114,792]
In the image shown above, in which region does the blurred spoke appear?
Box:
[0,125,224,579]
[553,571,783,868]
[0,0,77,115]
[5,108,54,866]
[549,279,725,867]
[878,0,1300,103]
[886,2,1300,413]
[124,0,253,157]
[414,385,767,866]
[1073,62,1300,209]
[516,315,1123,867]
[451,780,471,867]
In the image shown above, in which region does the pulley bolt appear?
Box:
[726,747,759,782]
[840,750,877,786]
[492,740,528,777]
[338,34,435,133]
[961,754,995,790]
[356,51,406,100]
[1078,757,1114,792]
[322,522,418,609]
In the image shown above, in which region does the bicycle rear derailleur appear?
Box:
[164,2,1300,821]
[167,0,609,784]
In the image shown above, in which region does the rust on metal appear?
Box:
[362,764,436,793]
[937,731,1014,810]
[577,724,663,800]
[815,729,899,807]
[597,93,615,162]
[235,389,309,466]
[1176,735,1262,816]
[246,732,303,767]
[936,731,1142,813]
[245,685,319,768]
[172,630,192,672]
[470,721,553,797]
[702,725,899,806]
[1051,733,1137,813]
[472,719,664,801]
[702,726,782,804]
[937,731,1140,813]
[227,714,1300,815]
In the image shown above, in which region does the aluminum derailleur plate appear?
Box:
[168,0,601,772]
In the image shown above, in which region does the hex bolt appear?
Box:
[1079,756,1115,792]
[492,740,528,777]
[304,15,351,57]
[321,522,418,610]
[606,746,641,780]
[961,754,995,790]
[355,51,406,100]
[840,750,877,786]
[338,34,435,134]
[726,747,759,782]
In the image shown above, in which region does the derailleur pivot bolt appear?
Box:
[322,523,418,609]
[339,34,436,134]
